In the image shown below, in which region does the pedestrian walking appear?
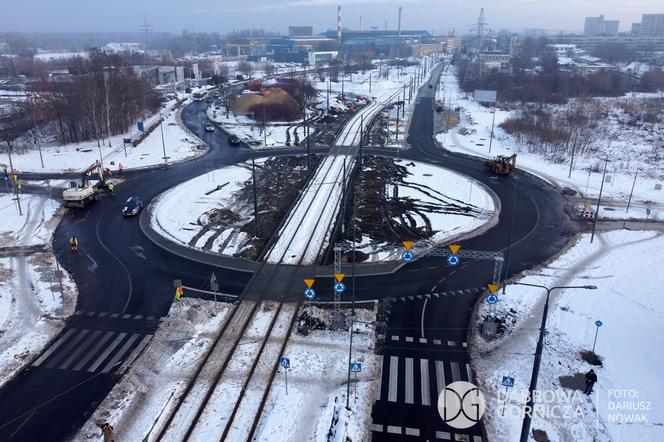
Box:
[584,369,597,394]
[70,236,78,252]
[118,163,124,175]
[17,182,23,194]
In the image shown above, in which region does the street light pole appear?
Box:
[346,191,357,410]
[513,282,597,442]
[625,167,639,213]
[159,112,167,167]
[590,159,610,243]
[251,154,260,237]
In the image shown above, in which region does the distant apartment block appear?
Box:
[584,15,620,36]
[288,26,314,37]
[639,14,664,37]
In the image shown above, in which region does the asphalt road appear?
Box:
[0,65,574,441]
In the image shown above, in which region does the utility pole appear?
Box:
[590,159,610,243]
[402,86,406,118]
[104,69,112,147]
[346,191,357,410]
[488,103,496,153]
[263,97,267,147]
[251,154,260,237]
[369,73,372,94]
[160,112,167,166]
[626,168,639,213]
[568,131,578,178]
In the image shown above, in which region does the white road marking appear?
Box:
[405,336,414,342]
[387,425,401,434]
[466,363,473,381]
[101,333,140,373]
[433,339,442,345]
[59,330,102,370]
[73,331,114,371]
[405,357,414,404]
[420,359,431,406]
[371,424,383,432]
[436,360,446,395]
[405,427,421,436]
[87,332,127,372]
[451,361,461,382]
[420,297,428,338]
[436,430,452,440]
[32,329,76,367]
[388,356,399,402]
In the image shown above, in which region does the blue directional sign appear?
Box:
[350,362,362,373]
[502,376,515,388]
[137,121,145,132]
[646,208,651,216]
[486,294,498,304]
[334,282,346,293]
[280,357,290,369]
[402,251,413,261]
[304,288,316,300]
[595,320,603,327]
[447,254,460,266]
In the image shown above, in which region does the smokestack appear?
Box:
[337,5,342,46]
[398,6,402,39]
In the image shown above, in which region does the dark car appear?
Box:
[122,196,143,216]
[228,134,241,146]
[428,84,433,89]
[436,105,444,112]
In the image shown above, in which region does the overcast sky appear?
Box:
[1,0,661,35]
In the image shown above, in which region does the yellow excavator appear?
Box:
[484,154,517,175]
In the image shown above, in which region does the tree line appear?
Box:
[28,49,161,146]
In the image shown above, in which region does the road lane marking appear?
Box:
[387,425,401,434]
[377,357,384,400]
[420,359,431,406]
[86,332,126,372]
[419,337,427,343]
[435,361,446,395]
[73,331,114,371]
[405,427,420,436]
[371,424,383,432]
[101,333,140,373]
[405,336,414,343]
[451,362,461,382]
[32,329,76,367]
[447,340,456,346]
[436,430,452,440]
[420,297,428,338]
[405,357,414,404]
[59,330,102,370]
[466,363,473,382]
[388,356,398,402]
[434,339,442,345]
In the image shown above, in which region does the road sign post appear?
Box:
[592,320,603,353]
[280,357,290,395]
[350,362,362,403]
[501,376,515,416]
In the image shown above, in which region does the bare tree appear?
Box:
[238,60,254,78]
[264,62,275,76]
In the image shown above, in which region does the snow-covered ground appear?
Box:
[253,306,381,442]
[2,97,206,173]
[357,159,496,262]
[472,230,664,441]
[75,298,231,441]
[0,194,77,387]
[149,161,256,256]
[437,66,664,210]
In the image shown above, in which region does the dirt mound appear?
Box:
[231,87,302,122]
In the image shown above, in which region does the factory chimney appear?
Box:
[398,6,402,40]
[337,5,342,46]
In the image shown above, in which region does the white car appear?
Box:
[205,125,215,132]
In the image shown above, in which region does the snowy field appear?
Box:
[75,298,231,441]
[358,159,496,262]
[254,306,380,442]
[437,66,664,211]
[0,194,77,387]
[2,97,206,173]
[472,230,664,441]
[149,162,256,256]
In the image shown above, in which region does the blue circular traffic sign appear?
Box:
[595,320,603,327]
[304,288,316,300]
[402,251,413,261]
[334,282,346,293]
[486,294,498,304]
[447,255,460,266]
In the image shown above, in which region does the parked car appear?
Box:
[122,196,143,216]
[205,125,215,132]
[436,105,444,112]
[228,134,241,146]
[428,84,433,89]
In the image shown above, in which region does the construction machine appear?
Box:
[484,154,517,175]
[62,161,108,208]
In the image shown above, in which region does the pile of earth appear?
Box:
[230,87,302,122]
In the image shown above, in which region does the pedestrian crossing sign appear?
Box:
[350,362,362,373]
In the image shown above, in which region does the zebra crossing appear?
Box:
[388,335,468,348]
[378,356,473,406]
[391,287,483,303]
[32,326,153,374]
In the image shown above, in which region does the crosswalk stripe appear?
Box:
[386,425,401,434]
[377,357,383,400]
[371,424,383,432]
[101,334,140,373]
[433,339,442,345]
[405,336,414,343]
[73,331,114,371]
[473,436,483,442]
[447,340,456,347]
[435,361,446,395]
[388,356,398,402]
[436,430,452,440]
[59,330,103,370]
[405,427,420,436]
[451,362,461,382]
[419,337,427,343]
[405,358,414,404]
[466,363,473,381]
[420,359,431,406]
[87,333,127,372]
[46,329,91,369]
[32,329,76,367]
